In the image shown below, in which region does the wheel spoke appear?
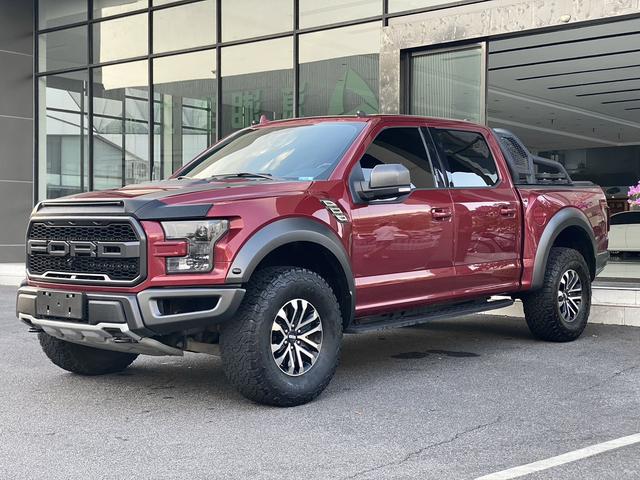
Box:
[567,296,580,312]
[293,299,308,329]
[287,347,296,374]
[277,308,292,329]
[296,343,316,361]
[297,310,319,330]
[299,335,319,350]
[299,324,322,339]
[274,347,289,367]
[271,337,286,353]
[294,345,304,373]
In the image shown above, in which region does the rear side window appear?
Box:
[611,212,640,225]
[359,127,436,189]
[432,128,499,187]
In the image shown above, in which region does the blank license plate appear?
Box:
[36,290,85,320]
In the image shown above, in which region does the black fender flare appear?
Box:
[531,207,597,289]
[225,217,355,322]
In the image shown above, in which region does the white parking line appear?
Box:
[474,433,640,480]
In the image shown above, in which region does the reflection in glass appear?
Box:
[222,0,292,42]
[153,0,216,54]
[221,37,293,136]
[153,50,217,179]
[93,0,148,18]
[38,26,87,73]
[299,0,380,28]
[38,70,89,199]
[92,61,149,190]
[410,47,483,123]
[38,0,87,29]
[388,0,453,13]
[299,23,380,117]
[92,14,148,64]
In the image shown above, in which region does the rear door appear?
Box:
[428,126,522,295]
[349,125,456,315]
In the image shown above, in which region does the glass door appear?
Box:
[408,43,486,123]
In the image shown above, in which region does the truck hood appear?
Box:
[36,177,313,220]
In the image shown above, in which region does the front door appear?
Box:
[349,126,456,316]
[429,126,521,295]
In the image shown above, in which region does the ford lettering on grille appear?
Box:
[27,240,139,258]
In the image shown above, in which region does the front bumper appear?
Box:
[16,285,245,355]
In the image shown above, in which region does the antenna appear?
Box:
[356,110,367,118]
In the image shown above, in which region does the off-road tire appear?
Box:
[38,333,138,375]
[523,247,591,342]
[220,267,343,407]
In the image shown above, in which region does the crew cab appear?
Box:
[16,115,609,407]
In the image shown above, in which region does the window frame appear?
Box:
[427,126,502,190]
[348,125,448,204]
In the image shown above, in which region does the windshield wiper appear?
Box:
[208,172,275,180]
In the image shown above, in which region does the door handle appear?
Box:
[431,207,452,220]
[499,205,517,216]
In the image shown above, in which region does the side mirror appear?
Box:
[359,164,412,201]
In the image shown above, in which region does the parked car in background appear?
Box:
[608,211,640,254]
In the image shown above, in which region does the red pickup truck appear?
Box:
[17,115,608,406]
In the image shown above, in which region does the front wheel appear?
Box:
[523,247,591,342]
[220,267,343,407]
[39,333,138,375]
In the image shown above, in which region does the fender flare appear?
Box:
[226,217,355,321]
[531,207,597,289]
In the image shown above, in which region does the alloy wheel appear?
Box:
[270,299,323,376]
[558,269,582,323]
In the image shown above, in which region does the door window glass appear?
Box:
[359,128,435,188]
[432,129,498,187]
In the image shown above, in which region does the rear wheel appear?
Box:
[220,267,342,407]
[39,333,138,375]
[523,247,591,342]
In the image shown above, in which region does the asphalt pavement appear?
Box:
[1,285,639,479]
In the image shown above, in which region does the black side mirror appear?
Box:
[359,164,412,201]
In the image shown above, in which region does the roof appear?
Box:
[252,114,482,129]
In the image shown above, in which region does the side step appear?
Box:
[345,298,514,334]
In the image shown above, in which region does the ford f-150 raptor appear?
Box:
[17,115,609,406]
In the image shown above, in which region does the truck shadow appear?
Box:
[41,314,539,407]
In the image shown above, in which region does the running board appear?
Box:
[345,298,514,334]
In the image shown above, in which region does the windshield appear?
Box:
[182,122,366,181]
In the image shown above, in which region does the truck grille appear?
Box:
[28,222,138,242]
[26,218,145,285]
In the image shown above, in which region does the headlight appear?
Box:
[161,220,229,273]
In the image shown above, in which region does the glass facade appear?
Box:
[221,37,294,135]
[38,70,89,199]
[410,45,484,123]
[33,0,498,202]
[299,22,381,117]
